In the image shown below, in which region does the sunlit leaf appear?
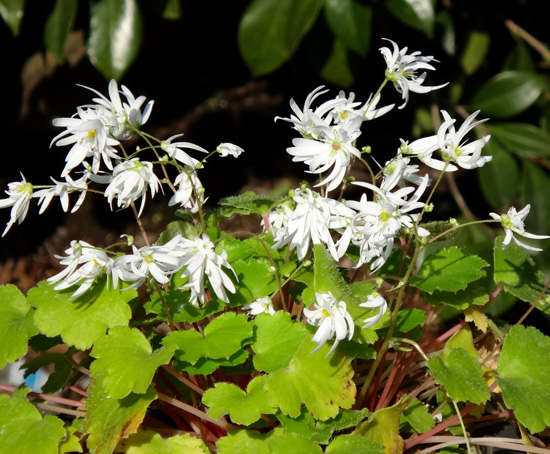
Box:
[400,398,435,434]
[216,429,271,454]
[87,0,143,80]
[90,326,176,399]
[0,284,38,369]
[118,429,208,453]
[326,434,385,454]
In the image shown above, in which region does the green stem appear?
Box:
[452,400,473,454]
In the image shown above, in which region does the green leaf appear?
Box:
[353,396,408,454]
[266,431,323,453]
[0,0,25,35]
[493,236,550,310]
[384,0,434,37]
[320,38,354,87]
[251,311,308,372]
[163,312,253,365]
[423,283,489,311]
[216,429,271,454]
[0,388,65,454]
[324,0,371,56]
[427,347,490,404]
[477,136,520,211]
[522,161,550,237]
[44,0,78,63]
[470,71,545,118]
[174,349,248,375]
[409,247,489,294]
[0,284,38,369]
[90,326,176,399]
[400,398,435,434]
[219,191,281,216]
[118,430,208,453]
[326,434,385,454]
[229,257,279,306]
[203,375,276,425]
[497,325,550,433]
[59,425,84,453]
[87,0,143,80]
[486,123,550,159]
[238,0,324,76]
[276,407,369,445]
[28,279,134,350]
[265,333,355,421]
[85,379,157,454]
[145,290,224,324]
[460,29,490,75]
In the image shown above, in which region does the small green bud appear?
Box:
[288,189,296,198]
[425,203,434,213]
[303,260,312,267]
[420,236,429,245]
[195,162,203,170]
[347,175,356,183]
[375,277,384,287]
[449,218,458,226]
[361,146,372,154]
[299,181,308,190]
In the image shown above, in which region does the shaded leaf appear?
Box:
[486,123,550,159]
[460,29,490,75]
[400,398,435,434]
[320,38,354,87]
[471,71,544,118]
[20,353,72,394]
[385,0,434,37]
[219,191,281,216]
[497,325,550,433]
[324,0,371,56]
[238,0,324,75]
[0,0,25,35]
[44,0,78,63]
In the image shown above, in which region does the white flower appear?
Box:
[303,291,355,356]
[287,116,362,192]
[380,155,428,193]
[168,170,204,213]
[217,142,244,158]
[359,293,387,329]
[242,296,276,316]
[80,79,154,140]
[271,188,349,261]
[51,107,120,176]
[161,134,208,168]
[489,204,550,251]
[403,110,492,172]
[48,240,112,299]
[380,38,447,109]
[178,234,237,305]
[0,173,33,236]
[32,174,88,215]
[104,159,161,216]
[113,235,185,289]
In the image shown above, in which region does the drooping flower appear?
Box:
[0,173,34,236]
[489,204,550,251]
[80,79,154,140]
[271,188,353,261]
[177,234,237,305]
[104,159,161,216]
[161,134,208,168]
[51,107,120,177]
[242,296,276,316]
[303,291,355,356]
[216,142,244,158]
[287,116,362,192]
[168,170,204,213]
[359,292,388,328]
[48,240,112,299]
[112,234,186,289]
[32,174,88,215]
[380,38,447,109]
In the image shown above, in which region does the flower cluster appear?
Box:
[48,233,237,304]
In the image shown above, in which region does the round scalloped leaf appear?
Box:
[409,247,488,294]
[0,284,38,369]
[251,311,308,372]
[203,375,276,425]
[266,431,323,453]
[497,325,550,433]
[28,279,134,350]
[264,333,355,421]
[118,430,208,453]
[326,434,385,454]
[85,378,157,454]
[229,257,279,306]
[216,429,271,454]
[427,347,490,404]
[90,326,176,399]
[0,388,65,454]
[163,312,253,365]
